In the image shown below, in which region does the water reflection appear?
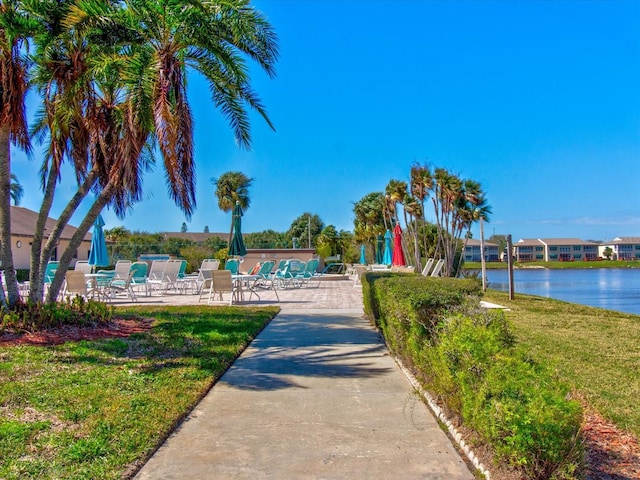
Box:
[485,268,640,315]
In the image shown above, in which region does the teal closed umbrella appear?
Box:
[228,201,247,257]
[382,230,392,266]
[359,245,366,264]
[88,214,109,268]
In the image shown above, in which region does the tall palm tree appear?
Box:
[213,171,254,245]
[410,163,433,262]
[33,0,278,302]
[0,1,34,306]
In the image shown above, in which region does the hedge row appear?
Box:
[362,272,583,480]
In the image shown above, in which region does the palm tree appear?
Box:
[33,1,278,302]
[213,171,254,245]
[9,174,23,205]
[0,1,34,306]
[410,163,433,262]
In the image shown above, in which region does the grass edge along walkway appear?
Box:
[0,305,278,480]
[482,289,640,440]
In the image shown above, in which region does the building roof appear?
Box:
[516,238,544,246]
[465,238,498,247]
[517,237,599,246]
[611,237,640,244]
[161,232,228,243]
[538,238,599,246]
[10,206,91,241]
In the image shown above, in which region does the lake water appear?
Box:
[484,268,640,315]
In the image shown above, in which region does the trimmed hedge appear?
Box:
[362,273,583,479]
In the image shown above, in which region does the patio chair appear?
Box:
[44,261,59,284]
[108,270,138,302]
[224,258,241,275]
[421,258,435,276]
[146,260,168,294]
[299,258,321,287]
[274,259,305,288]
[128,261,149,295]
[43,261,60,298]
[159,259,183,293]
[191,259,221,294]
[200,270,236,305]
[247,260,279,301]
[63,271,90,301]
[74,260,92,274]
[112,260,132,280]
[430,259,445,277]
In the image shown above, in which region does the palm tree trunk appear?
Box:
[45,183,115,302]
[32,170,97,301]
[0,125,20,306]
[28,163,59,302]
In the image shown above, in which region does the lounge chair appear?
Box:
[108,270,138,301]
[274,259,305,288]
[430,259,445,277]
[247,260,279,301]
[299,258,321,287]
[421,258,435,276]
[224,258,241,275]
[183,259,220,294]
[146,260,168,294]
[128,261,149,295]
[112,260,132,280]
[44,261,59,284]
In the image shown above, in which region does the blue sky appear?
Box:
[11,0,640,242]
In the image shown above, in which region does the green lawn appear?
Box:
[0,305,278,480]
[482,290,640,439]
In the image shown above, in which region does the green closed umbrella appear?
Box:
[228,201,247,257]
[375,234,383,264]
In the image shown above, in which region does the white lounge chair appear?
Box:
[421,258,435,276]
[430,259,445,277]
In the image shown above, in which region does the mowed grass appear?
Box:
[482,290,640,438]
[0,305,278,480]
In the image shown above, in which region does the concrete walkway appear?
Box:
[132,278,474,479]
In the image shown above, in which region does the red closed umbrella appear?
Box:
[391,223,406,266]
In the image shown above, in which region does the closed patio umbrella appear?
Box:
[382,230,392,266]
[228,201,247,257]
[359,245,366,264]
[375,234,383,264]
[88,214,109,269]
[392,223,406,266]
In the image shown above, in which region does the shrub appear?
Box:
[1,298,113,333]
[364,274,583,479]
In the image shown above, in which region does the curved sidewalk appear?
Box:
[134,278,474,479]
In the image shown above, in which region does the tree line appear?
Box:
[353,163,491,277]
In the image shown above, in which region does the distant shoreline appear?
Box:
[464,260,640,270]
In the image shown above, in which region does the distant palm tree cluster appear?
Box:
[353,163,491,277]
[0,0,278,307]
